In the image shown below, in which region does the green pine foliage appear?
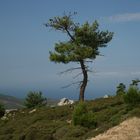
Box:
[47,15,113,64]
[116,83,126,96]
[130,79,140,87]
[24,91,47,108]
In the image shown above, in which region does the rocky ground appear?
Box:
[90,117,140,140]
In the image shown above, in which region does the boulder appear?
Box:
[57,98,74,106]
[103,95,109,98]
[5,109,18,114]
[29,109,37,114]
[1,109,18,121]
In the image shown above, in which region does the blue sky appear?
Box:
[0,0,140,99]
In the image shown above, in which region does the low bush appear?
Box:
[124,86,140,105]
[72,102,97,128]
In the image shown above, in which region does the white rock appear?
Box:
[57,98,74,106]
[29,109,37,114]
[1,116,8,121]
[103,95,109,98]
[5,109,18,114]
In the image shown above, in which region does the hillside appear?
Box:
[0,96,140,140]
[0,94,24,109]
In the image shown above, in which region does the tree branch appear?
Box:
[58,67,81,75]
[65,28,75,41]
[73,72,83,79]
[62,81,83,88]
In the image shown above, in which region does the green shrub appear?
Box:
[65,126,88,138]
[123,86,140,105]
[129,106,140,117]
[72,102,97,128]
[109,114,122,126]
[24,91,47,108]
[0,103,5,117]
[54,125,69,139]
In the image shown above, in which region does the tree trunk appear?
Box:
[79,60,88,101]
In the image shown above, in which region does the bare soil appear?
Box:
[90,117,140,140]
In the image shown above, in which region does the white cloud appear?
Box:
[96,72,118,76]
[94,71,140,77]
[131,72,140,75]
[106,12,140,22]
[95,71,120,77]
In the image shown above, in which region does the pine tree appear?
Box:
[116,83,126,96]
[25,91,47,108]
[45,13,113,101]
[130,79,140,87]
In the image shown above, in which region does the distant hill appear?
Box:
[47,98,59,106]
[0,94,59,109]
[0,94,24,109]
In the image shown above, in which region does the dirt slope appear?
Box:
[90,117,140,140]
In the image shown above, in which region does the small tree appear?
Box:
[0,103,5,117]
[124,86,140,105]
[45,12,113,101]
[116,83,126,96]
[25,91,47,108]
[130,79,140,87]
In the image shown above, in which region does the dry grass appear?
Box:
[90,117,140,140]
